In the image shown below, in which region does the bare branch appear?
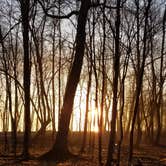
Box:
[0,21,20,42]
[38,0,79,19]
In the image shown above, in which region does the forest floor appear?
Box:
[0,132,165,166]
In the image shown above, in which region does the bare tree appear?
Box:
[40,0,91,160]
[128,0,152,164]
[19,0,31,158]
[155,5,166,145]
[106,0,121,165]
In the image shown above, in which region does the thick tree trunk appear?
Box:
[20,0,31,158]
[40,0,91,160]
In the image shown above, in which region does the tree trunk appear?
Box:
[20,0,31,158]
[128,1,152,164]
[98,2,106,164]
[40,0,91,160]
[117,47,130,166]
[155,6,166,145]
[106,0,121,165]
[52,19,56,136]
[58,0,62,129]
[80,58,92,153]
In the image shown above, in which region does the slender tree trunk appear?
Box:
[58,0,62,129]
[30,16,51,138]
[52,19,56,136]
[13,36,18,158]
[149,31,156,143]
[128,1,152,164]
[98,2,106,164]
[117,49,130,166]
[80,58,92,153]
[155,6,166,145]
[106,0,121,165]
[136,102,142,147]
[10,25,19,157]
[117,81,125,166]
[0,26,17,156]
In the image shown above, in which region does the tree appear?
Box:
[40,0,91,160]
[128,0,152,164]
[155,5,166,145]
[106,0,121,165]
[98,1,106,164]
[30,12,51,139]
[80,49,92,153]
[19,0,31,158]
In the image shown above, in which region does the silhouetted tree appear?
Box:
[40,0,91,160]
[19,0,31,158]
[128,0,152,164]
[106,0,121,165]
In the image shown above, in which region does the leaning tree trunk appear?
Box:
[40,0,91,161]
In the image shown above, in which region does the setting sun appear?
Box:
[0,0,165,165]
